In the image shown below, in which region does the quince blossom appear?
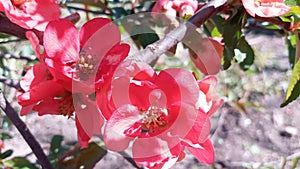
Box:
[241,0,290,17]
[18,18,129,148]
[99,61,223,168]
[0,0,60,31]
[151,0,198,23]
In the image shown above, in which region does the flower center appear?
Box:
[11,0,32,10]
[141,106,168,132]
[77,49,97,75]
[57,94,75,118]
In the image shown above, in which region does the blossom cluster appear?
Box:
[1,0,292,168]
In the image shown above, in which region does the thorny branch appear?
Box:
[0,90,54,169]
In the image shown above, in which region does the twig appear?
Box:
[97,134,142,169]
[0,39,23,44]
[0,76,21,89]
[66,5,110,15]
[0,90,54,169]
[0,53,36,61]
[133,0,227,63]
[254,16,292,31]
[119,151,143,169]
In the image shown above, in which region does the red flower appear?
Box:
[241,0,290,17]
[100,61,223,168]
[17,17,129,148]
[0,0,60,31]
[42,18,130,94]
[151,0,198,20]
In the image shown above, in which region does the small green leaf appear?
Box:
[284,0,300,6]
[237,37,255,70]
[211,27,222,37]
[223,46,234,69]
[131,25,160,49]
[287,36,296,68]
[49,135,63,154]
[0,150,13,159]
[221,8,247,69]
[76,142,107,169]
[111,7,128,20]
[0,132,12,140]
[3,157,38,169]
[281,59,300,107]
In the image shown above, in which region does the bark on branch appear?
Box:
[131,0,227,63]
[0,90,54,169]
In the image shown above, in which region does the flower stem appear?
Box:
[0,90,54,169]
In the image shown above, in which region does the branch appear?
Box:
[0,13,27,39]
[132,0,227,63]
[66,6,110,15]
[0,53,36,61]
[0,13,80,42]
[254,16,292,31]
[0,76,21,89]
[0,90,54,169]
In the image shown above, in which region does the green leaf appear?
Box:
[0,150,13,159]
[3,157,38,169]
[131,25,160,49]
[223,46,234,69]
[76,142,107,169]
[281,59,300,107]
[287,35,296,68]
[50,135,64,154]
[222,8,247,69]
[0,132,12,140]
[111,7,128,20]
[237,37,255,70]
[284,0,300,6]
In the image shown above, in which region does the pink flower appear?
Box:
[100,61,223,168]
[0,0,60,31]
[151,0,198,23]
[241,0,290,17]
[190,37,224,75]
[42,18,130,94]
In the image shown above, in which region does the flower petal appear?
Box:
[19,62,49,92]
[74,94,104,137]
[76,116,90,149]
[183,108,211,144]
[133,137,182,168]
[104,104,141,151]
[80,18,121,62]
[162,68,199,106]
[190,38,223,75]
[186,139,214,164]
[44,19,79,64]
[26,31,43,61]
